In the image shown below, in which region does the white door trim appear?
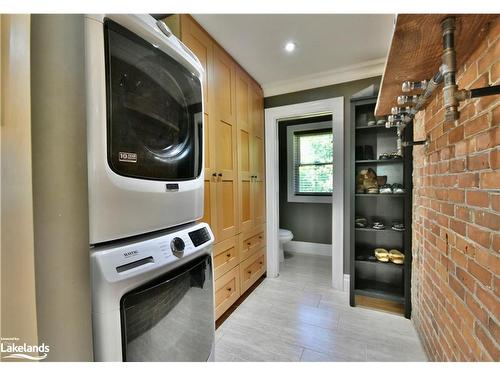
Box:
[264,97,344,290]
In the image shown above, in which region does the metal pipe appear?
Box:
[441,17,459,122]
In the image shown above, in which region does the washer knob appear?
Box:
[170,237,185,255]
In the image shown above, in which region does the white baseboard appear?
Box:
[343,274,350,292]
[284,241,331,257]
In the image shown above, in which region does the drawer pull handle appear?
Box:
[247,242,251,246]
[212,173,217,177]
[226,287,232,292]
[259,236,262,239]
[247,270,252,274]
[226,253,231,257]
[218,173,223,177]
[259,261,263,265]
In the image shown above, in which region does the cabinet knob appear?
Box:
[259,261,263,265]
[259,236,262,239]
[226,287,232,292]
[247,242,251,246]
[218,173,223,177]
[212,173,217,177]
[226,253,231,257]
[247,270,252,274]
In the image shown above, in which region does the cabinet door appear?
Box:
[251,84,266,226]
[236,69,254,233]
[213,45,238,241]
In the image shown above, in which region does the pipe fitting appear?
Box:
[391,106,412,115]
[441,16,459,122]
[402,80,428,93]
[397,95,419,106]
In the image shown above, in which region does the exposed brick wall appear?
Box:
[411,17,500,361]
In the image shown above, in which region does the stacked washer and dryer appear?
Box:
[85,15,215,361]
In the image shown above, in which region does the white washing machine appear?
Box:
[91,222,215,361]
[85,14,205,244]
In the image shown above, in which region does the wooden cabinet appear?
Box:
[166,15,266,321]
[214,265,240,320]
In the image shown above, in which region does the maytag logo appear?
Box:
[119,152,137,163]
[124,250,138,258]
[1,337,50,361]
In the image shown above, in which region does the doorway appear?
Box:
[264,97,344,290]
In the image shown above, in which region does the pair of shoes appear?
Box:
[378,152,403,160]
[392,183,405,194]
[355,217,368,228]
[372,219,385,230]
[374,248,405,264]
[391,221,405,231]
[379,184,392,194]
[356,145,375,160]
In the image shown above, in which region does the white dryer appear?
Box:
[85,14,205,244]
[91,222,215,361]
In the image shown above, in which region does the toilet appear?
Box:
[279,228,294,262]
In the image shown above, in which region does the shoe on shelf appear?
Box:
[392,183,405,194]
[389,152,403,159]
[366,186,379,194]
[379,152,390,160]
[379,184,392,194]
[355,217,368,228]
[372,218,386,230]
[389,249,404,264]
[374,248,389,262]
[392,221,405,231]
[376,119,386,126]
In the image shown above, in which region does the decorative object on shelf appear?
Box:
[356,168,378,194]
[389,249,404,264]
[379,184,392,194]
[377,175,388,186]
[364,145,374,160]
[392,221,405,232]
[374,248,389,262]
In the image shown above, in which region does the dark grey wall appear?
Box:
[278,116,332,244]
[266,76,382,274]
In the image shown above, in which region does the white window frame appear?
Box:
[286,121,333,203]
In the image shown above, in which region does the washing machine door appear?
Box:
[120,255,214,362]
[104,19,203,181]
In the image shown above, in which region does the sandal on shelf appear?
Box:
[379,153,390,160]
[389,152,403,159]
[389,249,405,264]
[374,248,389,262]
[355,217,368,228]
[372,219,386,230]
[392,221,405,231]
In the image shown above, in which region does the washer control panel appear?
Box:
[188,227,211,247]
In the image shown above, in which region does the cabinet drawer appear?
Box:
[239,228,265,261]
[214,265,240,320]
[213,236,239,279]
[240,248,266,294]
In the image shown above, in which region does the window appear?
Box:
[293,129,333,195]
[286,119,333,203]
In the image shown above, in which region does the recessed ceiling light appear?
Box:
[284,41,296,52]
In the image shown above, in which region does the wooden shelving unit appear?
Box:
[349,95,413,318]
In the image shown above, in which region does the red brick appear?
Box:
[490,148,500,169]
[474,210,500,231]
[448,126,464,144]
[449,275,466,300]
[480,170,500,189]
[492,194,500,211]
[448,189,465,203]
[493,105,500,126]
[450,158,466,173]
[450,218,467,235]
[494,234,500,253]
[466,293,489,327]
[478,37,499,74]
[456,266,476,293]
[468,259,493,286]
[476,285,500,317]
[464,114,490,138]
[467,153,490,170]
[492,61,500,84]
[440,202,455,216]
[466,191,490,208]
[457,173,479,188]
[468,224,492,249]
[475,322,500,360]
[455,140,468,157]
[456,207,472,222]
[476,127,500,151]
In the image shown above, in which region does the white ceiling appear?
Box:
[193,14,395,96]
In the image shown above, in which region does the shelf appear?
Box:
[355,259,404,270]
[355,280,404,303]
[355,193,405,198]
[355,124,389,131]
[355,227,405,233]
[355,159,403,164]
[375,14,497,116]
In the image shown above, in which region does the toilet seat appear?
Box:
[279,228,293,241]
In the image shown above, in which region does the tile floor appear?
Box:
[215,252,427,362]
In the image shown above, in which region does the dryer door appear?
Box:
[104,19,203,181]
[120,255,214,362]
